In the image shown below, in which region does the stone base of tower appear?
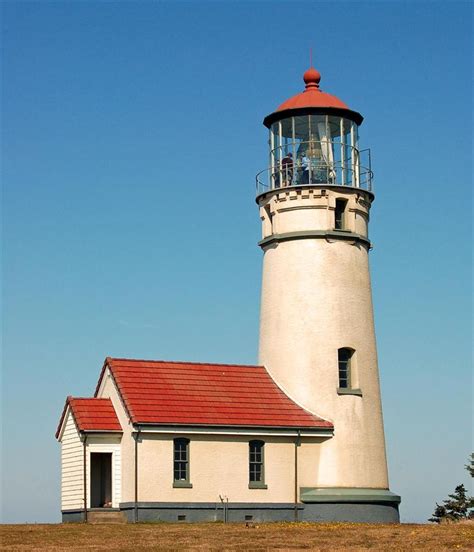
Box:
[300,488,401,523]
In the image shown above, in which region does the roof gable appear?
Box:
[96,357,333,430]
[55,396,122,439]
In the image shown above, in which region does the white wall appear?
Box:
[136,433,327,504]
[258,187,389,489]
[59,399,123,510]
[60,409,84,511]
[96,367,135,503]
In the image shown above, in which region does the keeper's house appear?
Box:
[56,357,338,523]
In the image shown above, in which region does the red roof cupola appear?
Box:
[263,66,363,128]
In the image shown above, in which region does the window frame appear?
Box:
[337,348,362,396]
[173,437,192,488]
[248,440,268,489]
[334,198,348,230]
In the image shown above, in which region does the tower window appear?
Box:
[335,199,347,230]
[264,204,273,234]
[249,440,267,489]
[173,438,192,488]
[338,348,353,389]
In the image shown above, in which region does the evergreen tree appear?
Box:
[465,453,474,478]
[429,503,448,524]
[444,485,471,520]
[429,485,472,523]
[429,455,474,523]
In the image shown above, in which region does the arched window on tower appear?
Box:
[338,348,353,389]
[337,348,363,396]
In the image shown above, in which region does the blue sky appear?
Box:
[1,1,472,523]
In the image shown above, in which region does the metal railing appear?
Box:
[256,141,373,196]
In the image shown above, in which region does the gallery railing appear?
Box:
[256,141,373,196]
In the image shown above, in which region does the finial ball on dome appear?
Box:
[303,67,321,89]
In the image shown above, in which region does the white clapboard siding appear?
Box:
[60,409,84,511]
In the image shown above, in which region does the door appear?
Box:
[90,452,112,508]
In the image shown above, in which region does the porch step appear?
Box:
[88,510,127,524]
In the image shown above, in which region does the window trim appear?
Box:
[173,437,192,488]
[334,198,348,230]
[248,440,268,490]
[337,347,362,396]
[337,387,362,396]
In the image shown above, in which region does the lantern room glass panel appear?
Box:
[280,118,294,186]
[280,117,293,154]
[328,116,342,185]
[344,120,353,186]
[270,122,280,188]
[264,115,363,190]
[291,116,306,184]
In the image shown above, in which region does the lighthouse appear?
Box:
[56,62,400,525]
[256,65,400,518]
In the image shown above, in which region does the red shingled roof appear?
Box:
[56,397,122,439]
[95,357,333,430]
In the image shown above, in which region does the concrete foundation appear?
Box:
[301,502,399,523]
[62,509,86,522]
[63,494,400,524]
[120,502,303,523]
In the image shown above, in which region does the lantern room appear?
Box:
[256,67,373,196]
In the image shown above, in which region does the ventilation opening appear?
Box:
[177,514,186,522]
[335,198,348,230]
[245,515,253,521]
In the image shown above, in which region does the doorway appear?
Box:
[90,452,112,508]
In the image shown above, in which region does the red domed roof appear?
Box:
[263,66,363,127]
[277,66,349,111]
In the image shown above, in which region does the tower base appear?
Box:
[301,488,400,523]
[63,491,400,523]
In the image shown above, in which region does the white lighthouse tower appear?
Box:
[256,65,400,521]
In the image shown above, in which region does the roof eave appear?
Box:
[263,106,364,128]
[55,396,75,440]
[132,422,334,437]
[80,429,123,435]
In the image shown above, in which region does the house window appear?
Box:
[338,348,353,389]
[249,440,267,489]
[335,198,347,230]
[173,438,192,488]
